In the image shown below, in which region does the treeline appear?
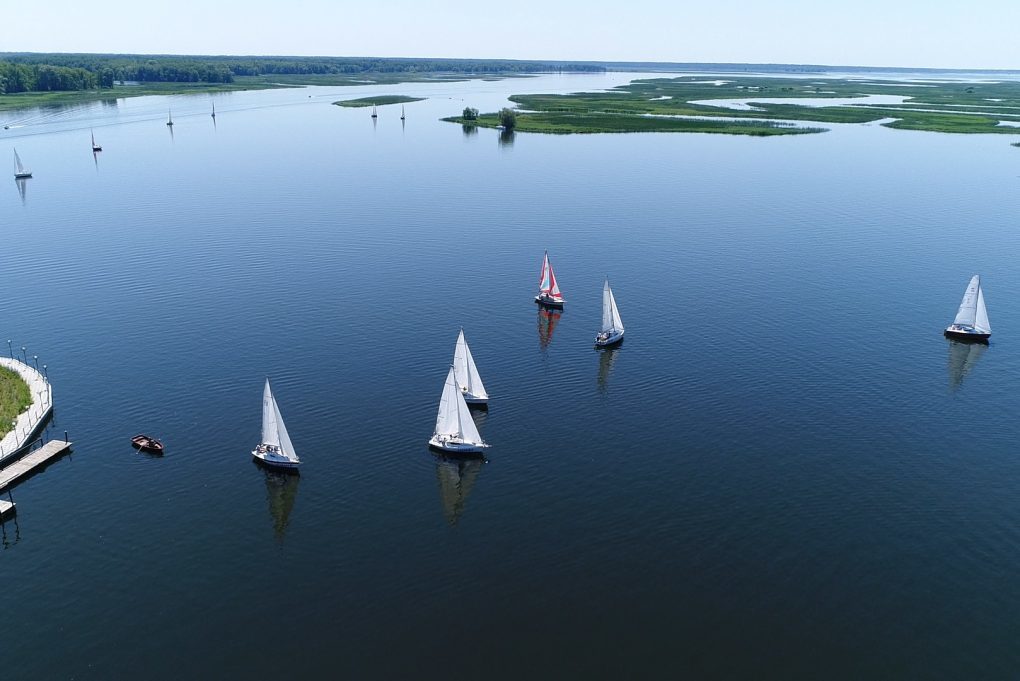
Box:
[0,54,603,94]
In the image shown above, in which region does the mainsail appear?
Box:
[14,149,26,174]
[601,278,623,333]
[435,366,483,443]
[453,329,488,400]
[538,251,563,300]
[262,378,298,462]
[953,275,989,333]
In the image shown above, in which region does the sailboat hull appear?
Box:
[535,294,564,309]
[944,325,990,342]
[595,330,624,347]
[462,391,489,406]
[252,448,301,469]
[429,435,489,454]
[14,172,32,179]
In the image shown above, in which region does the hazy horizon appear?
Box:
[3,0,1019,72]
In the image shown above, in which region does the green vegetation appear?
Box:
[443,112,825,135]
[462,107,479,121]
[0,367,31,439]
[499,107,517,130]
[1013,142,1020,147]
[334,95,425,108]
[460,75,1020,138]
[0,80,281,112]
[1,53,601,96]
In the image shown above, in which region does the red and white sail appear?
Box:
[538,251,564,301]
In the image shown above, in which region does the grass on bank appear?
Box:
[0,80,286,112]
[445,112,825,135]
[334,95,426,108]
[0,366,31,439]
[478,75,1020,138]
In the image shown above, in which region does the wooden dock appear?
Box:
[0,498,14,520]
[0,440,72,492]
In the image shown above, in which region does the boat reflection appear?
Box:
[947,338,987,391]
[597,345,620,396]
[15,177,27,205]
[537,308,561,351]
[261,465,300,542]
[434,454,484,526]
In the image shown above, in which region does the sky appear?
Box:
[4,0,1019,70]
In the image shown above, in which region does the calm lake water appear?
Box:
[3,71,1020,679]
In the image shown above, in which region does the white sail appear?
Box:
[953,275,980,328]
[602,278,623,333]
[262,379,280,447]
[14,149,25,174]
[453,329,488,400]
[975,286,991,334]
[273,395,298,462]
[434,366,483,443]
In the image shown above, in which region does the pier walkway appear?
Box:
[0,357,53,465]
[0,440,72,492]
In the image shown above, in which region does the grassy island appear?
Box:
[334,95,426,108]
[0,366,31,439]
[453,75,1020,138]
[445,113,824,136]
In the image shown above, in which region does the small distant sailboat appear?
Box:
[371,105,378,119]
[429,366,489,455]
[945,275,991,342]
[400,105,406,120]
[211,102,216,119]
[252,378,301,469]
[595,277,625,347]
[535,250,565,308]
[166,109,174,127]
[453,329,488,405]
[91,130,102,152]
[13,148,31,179]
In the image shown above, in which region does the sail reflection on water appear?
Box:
[15,177,27,205]
[597,345,620,396]
[263,468,300,542]
[435,456,483,526]
[537,308,561,351]
[947,338,987,392]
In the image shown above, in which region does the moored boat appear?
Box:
[945,275,991,342]
[91,130,102,152]
[131,434,164,454]
[535,250,565,308]
[166,109,174,127]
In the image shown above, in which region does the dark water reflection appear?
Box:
[947,338,987,391]
[434,455,484,525]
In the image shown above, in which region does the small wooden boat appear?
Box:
[131,434,164,454]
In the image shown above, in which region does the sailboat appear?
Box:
[13,148,31,179]
[166,109,174,127]
[91,130,102,152]
[453,329,488,405]
[211,102,216,119]
[429,366,489,454]
[535,250,565,308]
[400,105,406,121]
[595,277,625,347]
[945,275,991,341]
[252,378,301,469]
[371,105,378,119]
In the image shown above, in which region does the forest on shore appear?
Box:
[0,54,604,94]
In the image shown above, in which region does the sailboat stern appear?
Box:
[595,329,625,347]
[253,445,302,469]
[429,434,489,455]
